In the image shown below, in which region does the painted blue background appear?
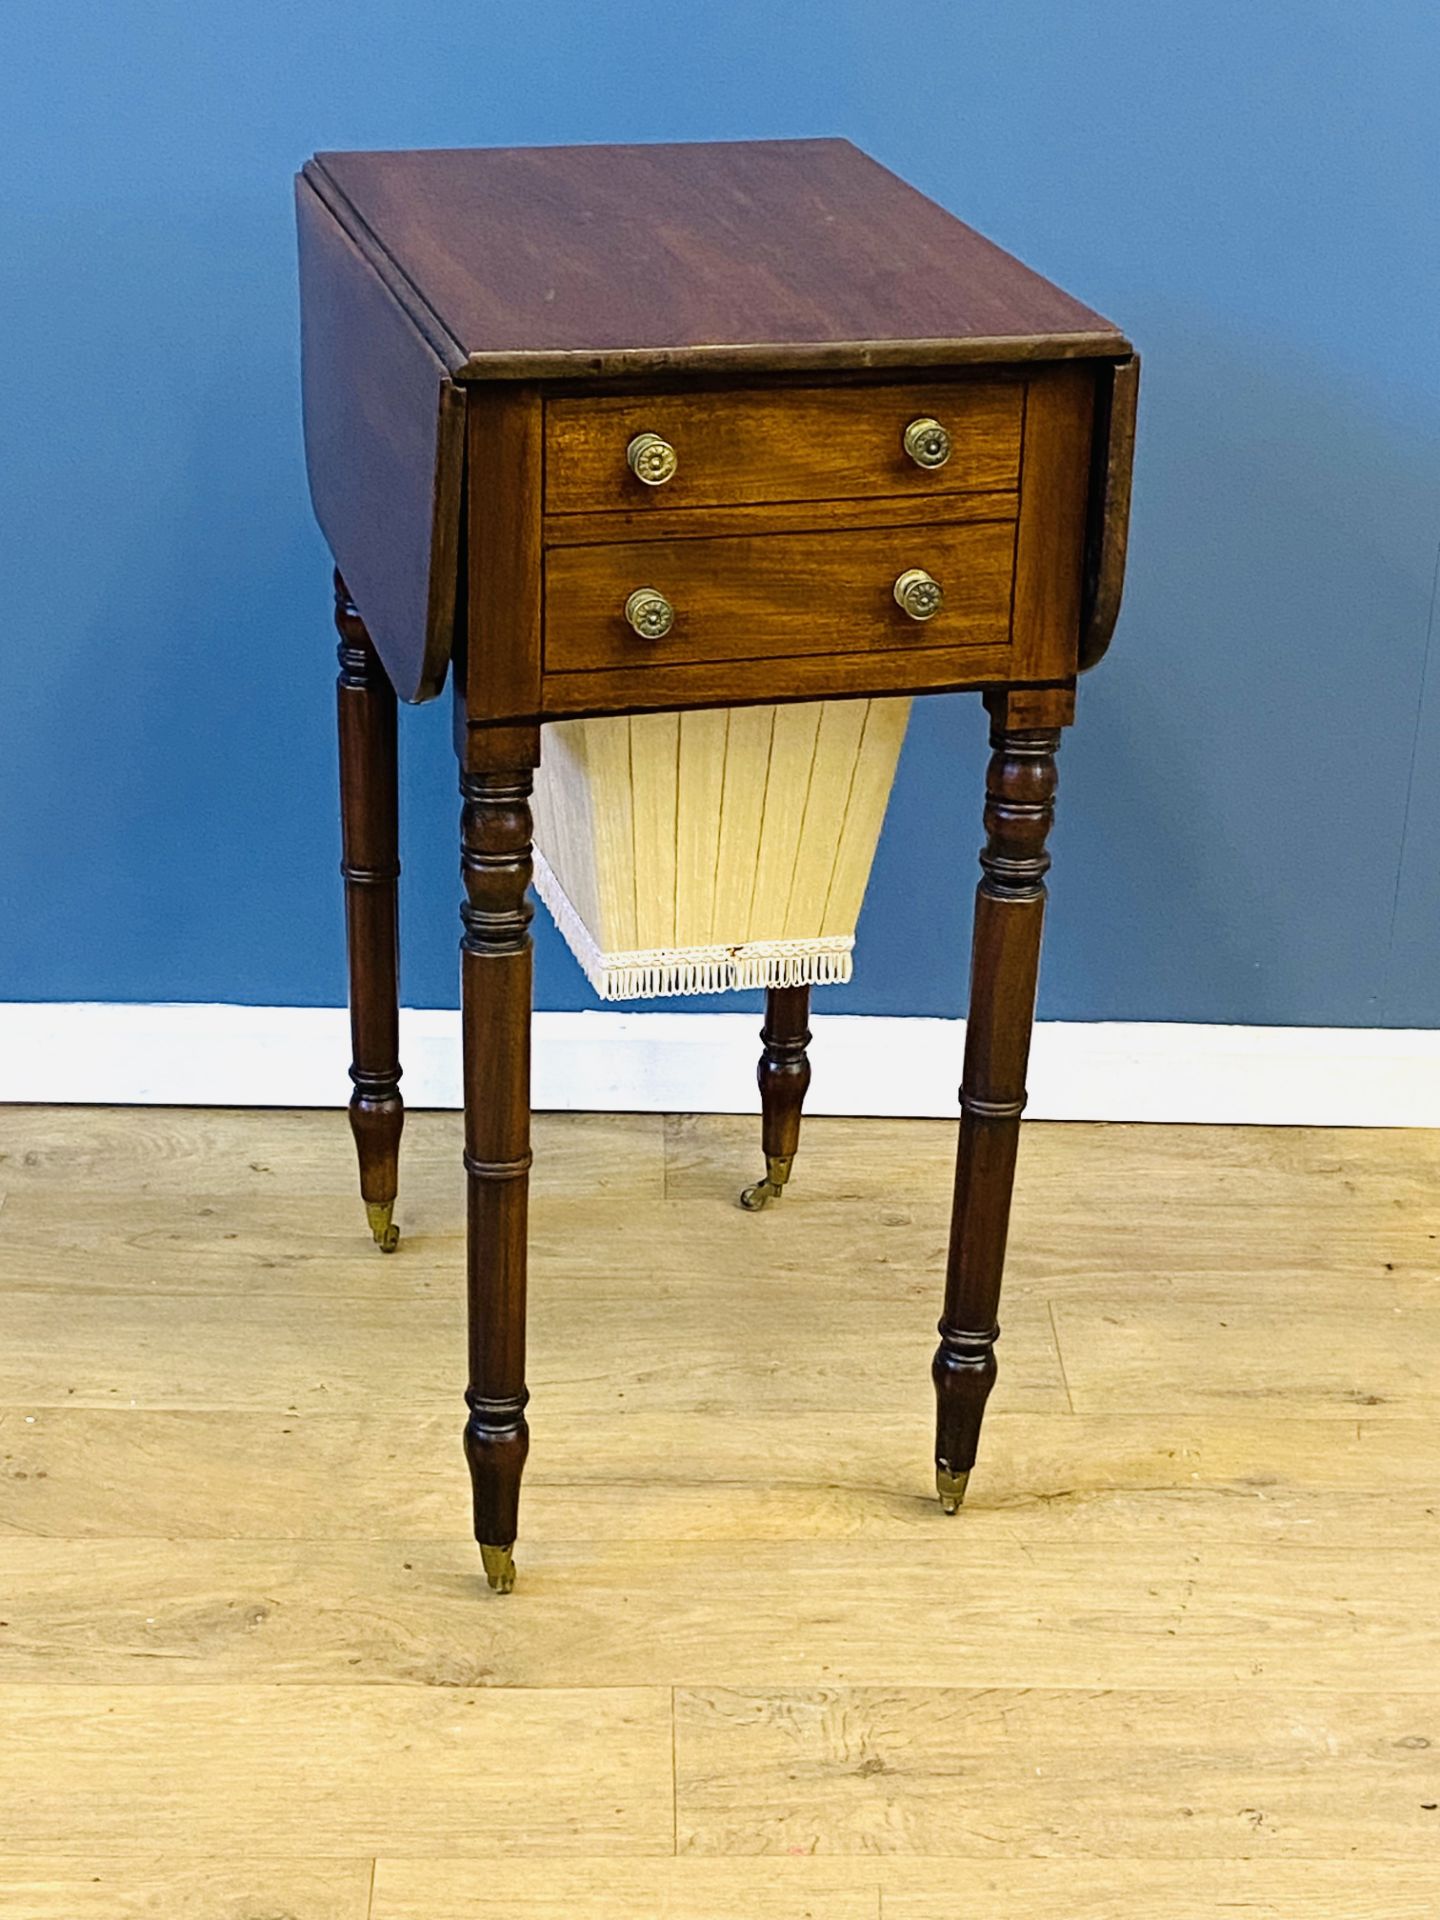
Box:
[2,1,1436,1024]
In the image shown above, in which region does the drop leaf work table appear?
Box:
[297,139,1137,1592]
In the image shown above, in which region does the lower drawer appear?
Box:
[543,517,1016,677]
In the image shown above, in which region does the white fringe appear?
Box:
[532,849,854,1001]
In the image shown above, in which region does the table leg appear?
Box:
[933,691,1066,1510]
[334,571,404,1254]
[740,985,812,1210]
[459,735,538,1593]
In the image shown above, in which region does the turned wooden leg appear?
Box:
[933,693,1064,1511]
[334,571,404,1254]
[740,985,812,1210]
[459,735,537,1593]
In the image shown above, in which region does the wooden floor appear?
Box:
[0,1105,1437,1918]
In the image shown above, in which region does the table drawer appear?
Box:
[544,517,1016,677]
[544,382,1023,516]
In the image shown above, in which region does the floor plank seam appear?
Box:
[5,1109,1439,1891]
[1047,1297,1076,1414]
[670,1685,679,1856]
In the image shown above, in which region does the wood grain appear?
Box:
[456,752,540,1563]
[0,1685,671,1854]
[371,1857,881,1920]
[310,141,1128,382]
[335,582,404,1237]
[3,1533,1435,1691]
[299,139,1132,735]
[0,1269,1069,1413]
[465,385,544,722]
[544,383,1022,515]
[0,1103,662,1200]
[541,489,1020,548]
[370,1857,1440,1920]
[12,1850,1435,1920]
[1010,366,1096,680]
[6,1109,1437,1905]
[1053,1292,1440,1416]
[544,519,1015,678]
[540,640,1017,722]
[4,1407,1436,1544]
[5,1149,1434,1307]
[674,1685,1440,1856]
[1080,353,1141,669]
[878,1865,1440,1920]
[663,1110,1440,1208]
[0,1857,370,1920]
[296,177,460,703]
[934,717,1062,1498]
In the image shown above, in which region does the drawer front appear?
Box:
[544,382,1023,516]
[544,518,1016,677]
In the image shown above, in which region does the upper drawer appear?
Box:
[544,382,1023,516]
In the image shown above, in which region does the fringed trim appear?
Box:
[592,939,854,1000]
[532,849,854,1001]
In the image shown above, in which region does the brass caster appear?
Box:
[365,1201,400,1254]
[739,1153,794,1212]
[480,1543,517,1594]
[740,1177,782,1211]
[936,1465,971,1515]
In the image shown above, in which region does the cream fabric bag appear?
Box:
[531,698,909,999]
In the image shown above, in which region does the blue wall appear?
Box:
[3,1,1436,1025]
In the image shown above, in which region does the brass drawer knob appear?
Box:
[893,568,944,621]
[624,586,675,639]
[626,431,678,486]
[903,417,951,470]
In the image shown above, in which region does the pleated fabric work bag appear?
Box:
[530,697,909,1000]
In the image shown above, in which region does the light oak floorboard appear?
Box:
[370,1855,1440,1920]
[1053,1294,1440,1417]
[6,1189,1435,1317]
[0,1856,370,1920]
[2,1107,1438,1909]
[0,1280,1068,1414]
[2,1406,1435,1542]
[665,1111,1440,1202]
[6,1105,1435,1317]
[371,1855,879,1920]
[3,1533,1436,1690]
[0,1105,664,1202]
[877,1859,1440,1919]
[673,1685,1440,1857]
[0,1189,970,1296]
[1,1684,671,1854]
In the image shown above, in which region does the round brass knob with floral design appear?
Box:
[626,431,678,486]
[624,586,675,639]
[893,568,944,621]
[903,417,951,470]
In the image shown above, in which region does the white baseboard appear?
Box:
[0,1003,1436,1125]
